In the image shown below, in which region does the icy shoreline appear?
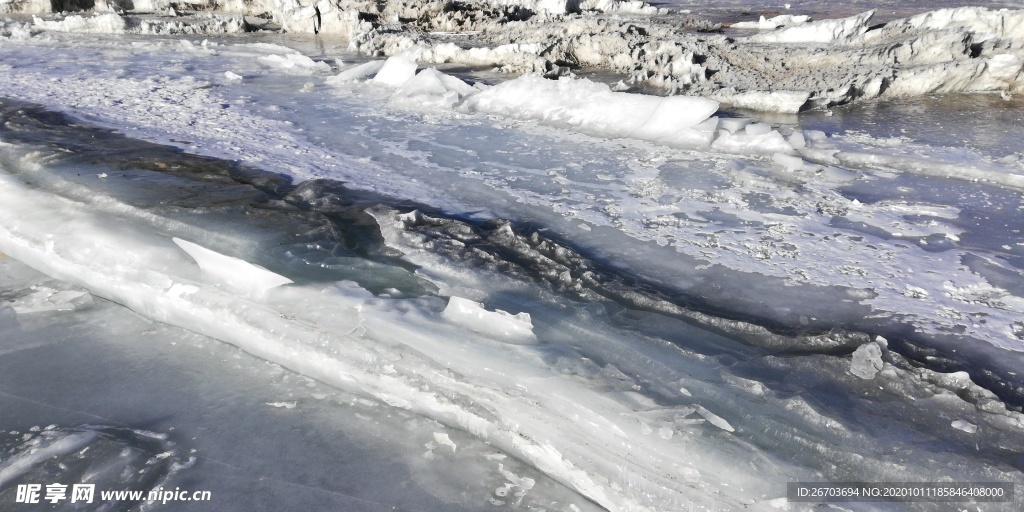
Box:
[4,2,1024,111]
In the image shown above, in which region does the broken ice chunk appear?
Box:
[732,14,811,30]
[265,401,297,409]
[772,152,806,171]
[442,296,536,343]
[433,432,457,452]
[497,463,535,490]
[749,10,875,44]
[951,420,978,433]
[850,342,884,379]
[172,237,292,297]
[460,75,719,148]
[694,405,735,432]
[745,123,773,136]
[371,48,422,88]
[711,127,794,154]
[788,131,806,148]
[258,53,330,73]
[718,117,751,134]
[326,60,386,84]
[720,90,811,114]
[391,68,476,108]
[406,68,475,97]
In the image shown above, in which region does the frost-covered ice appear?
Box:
[2,2,1024,511]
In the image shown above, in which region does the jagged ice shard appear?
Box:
[1,0,1024,511]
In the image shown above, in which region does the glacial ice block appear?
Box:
[396,68,476,98]
[732,14,811,30]
[711,126,795,155]
[749,10,875,44]
[258,52,331,73]
[391,68,478,108]
[172,237,292,296]
[326,60,386,84]
[714,90,811,114]
[460,75,719,147]
[372,49,422,88]
[850,342,884,379]
[442,296,537,343]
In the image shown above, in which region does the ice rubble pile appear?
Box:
[731,14,810,30]
[13,0,1024,111]
[746,10,875,44]
[464,6,1024,111]
[4,138,1024,511]
[29,12,250,35]
[5,0,662,39]
[336,3,999,111]
[327,48,1024,183]
[0,160,764,512]
[271,3,1024,112]
[328,50,789,154]
[328,49,834,158]
[461,74,719,146]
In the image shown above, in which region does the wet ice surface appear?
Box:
[1,9,1024,512]
[0,257,597,512]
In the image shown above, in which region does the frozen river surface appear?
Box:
[1,2,1024,511]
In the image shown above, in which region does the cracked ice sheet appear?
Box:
[0,32,1022,353]
[0,257,602,512]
